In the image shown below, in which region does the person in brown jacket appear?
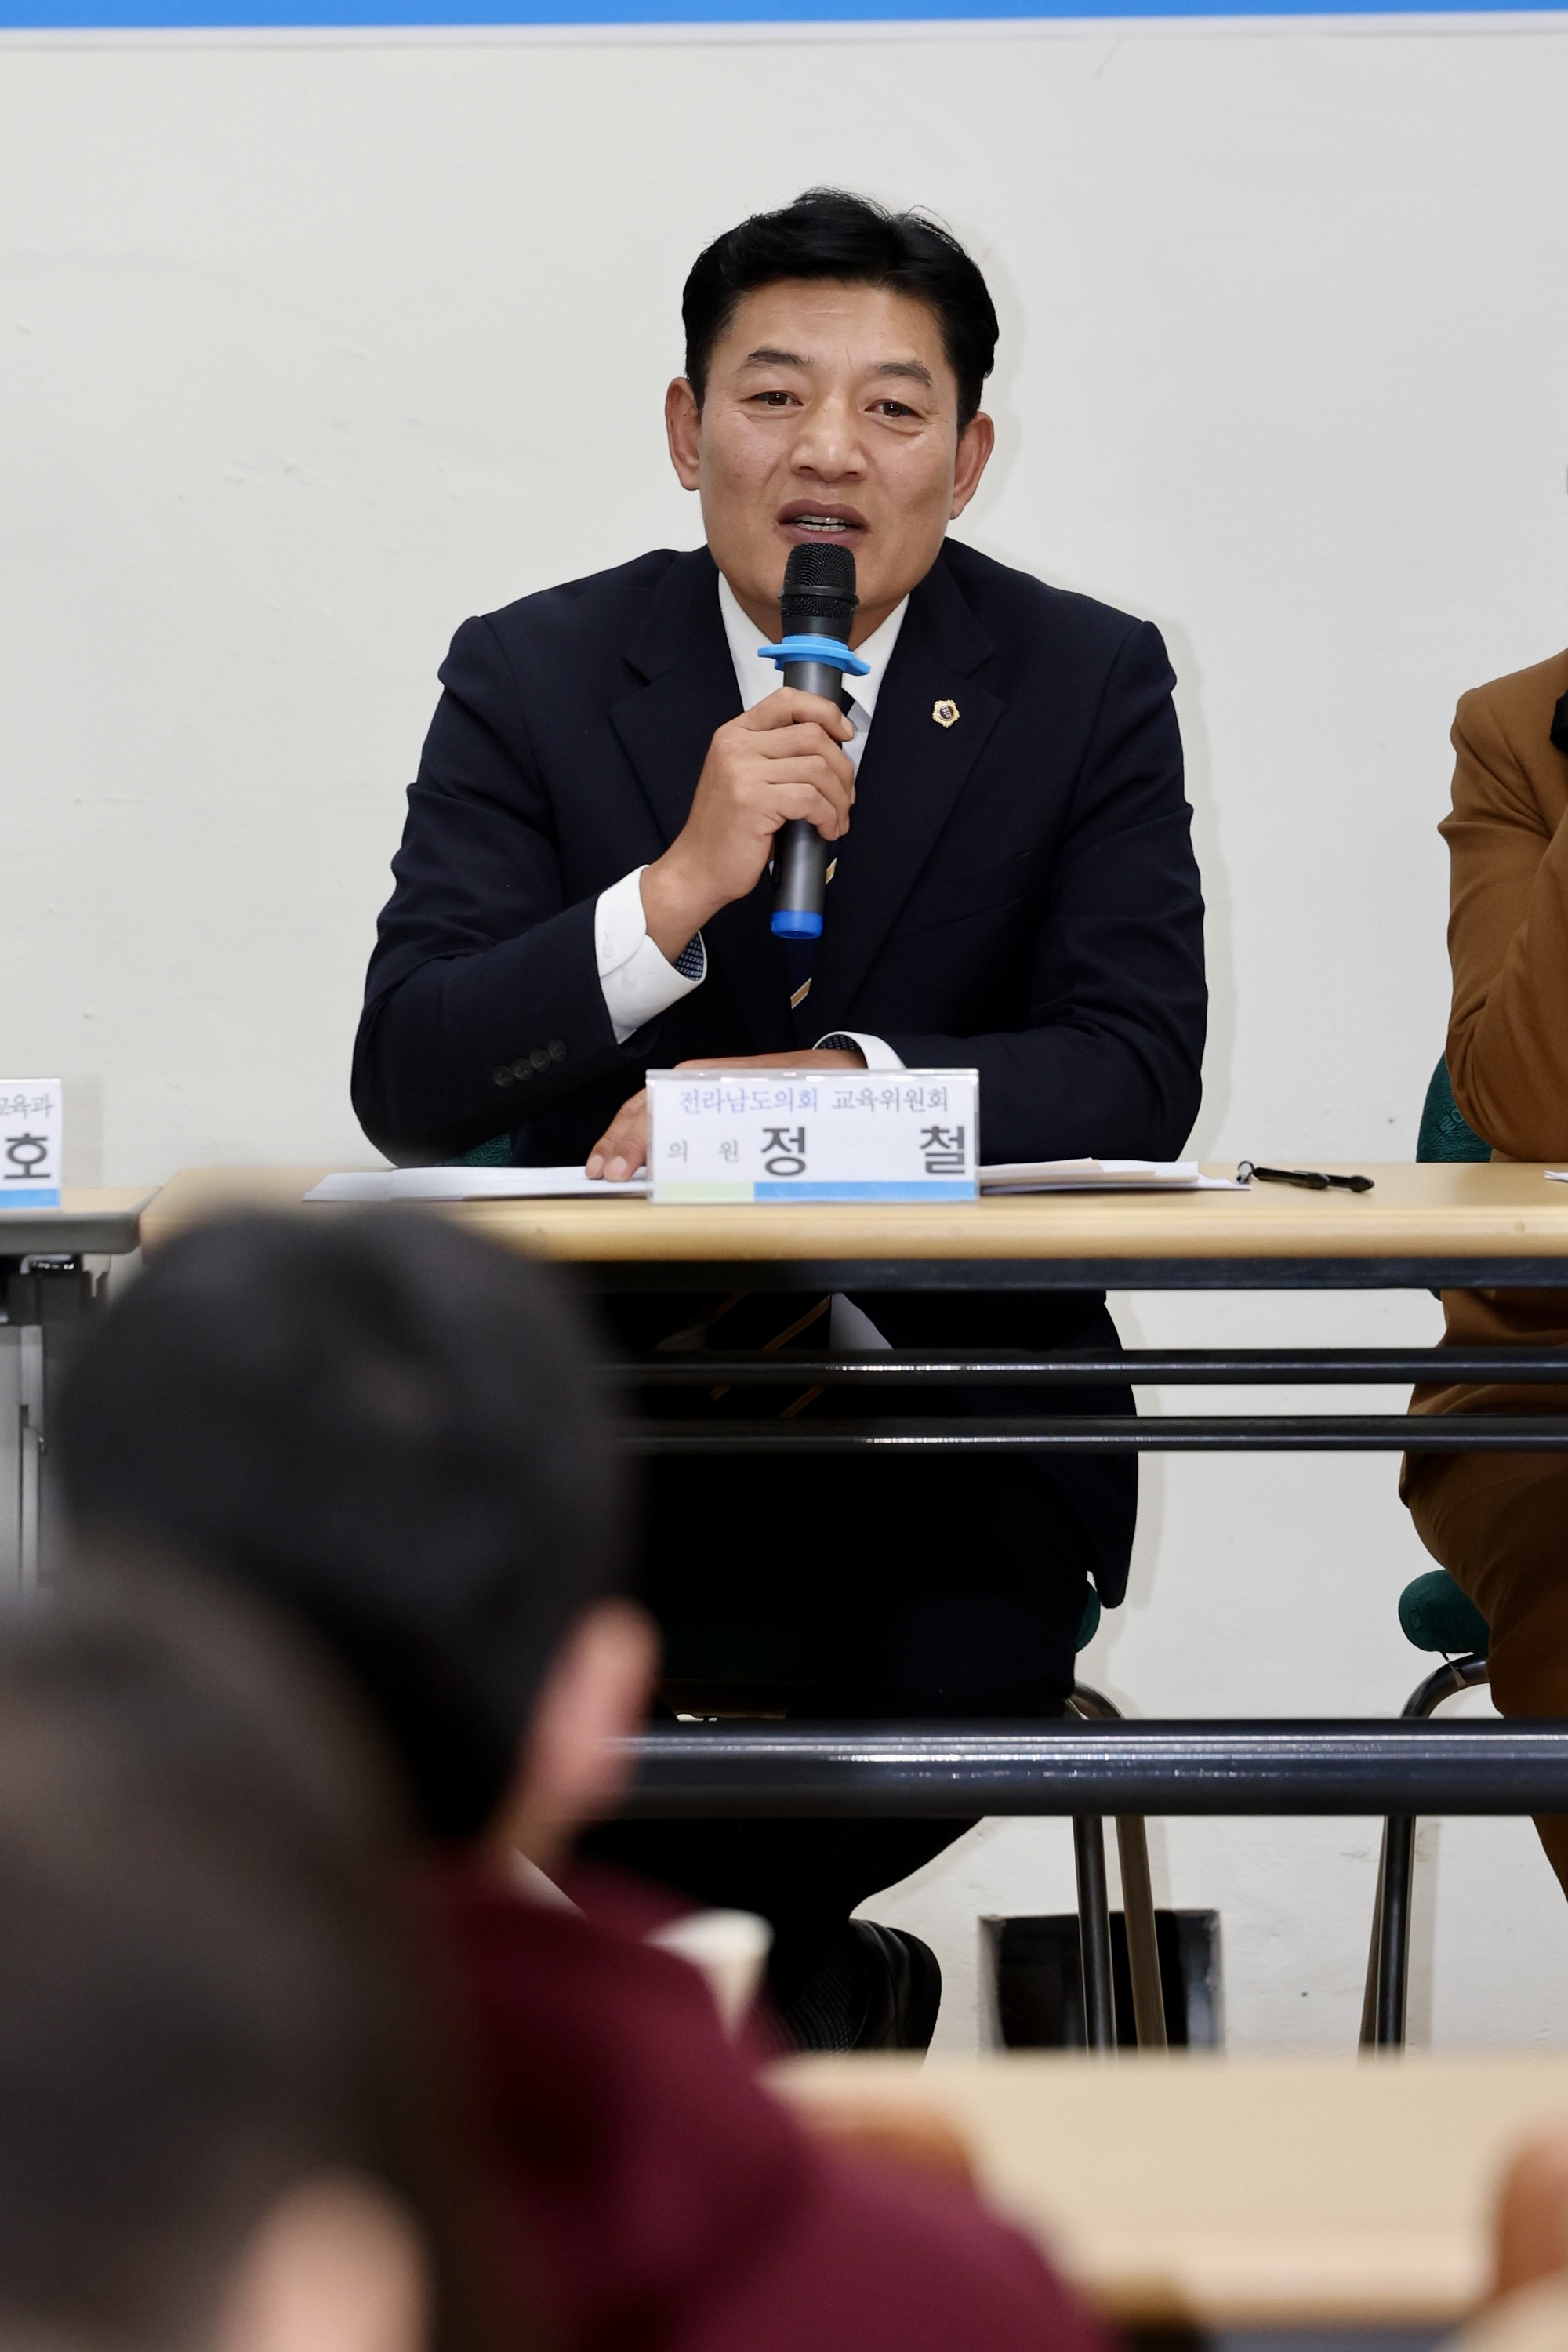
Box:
[1403,646,1568,1893]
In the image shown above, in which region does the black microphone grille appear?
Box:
[782,542,858,602]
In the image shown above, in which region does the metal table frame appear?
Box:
[619,1720,1568,1818]
[133,1171,1568,2051]
[622,1344,1568,1456]
[2,1200,147,1601]
[601,1244,1568,2053]
[583,1251,1568,1294]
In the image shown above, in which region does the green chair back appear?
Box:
[1416,1058,1489,1163]
[1397,1570,1489,1659]
[456,1133,514,1169]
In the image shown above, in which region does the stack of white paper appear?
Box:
[978,1159,1243,1194]
[305,1159,1243,1206]
[305,1167,648,1204]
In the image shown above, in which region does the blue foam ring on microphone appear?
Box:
[757,633,871,677]
[771,908,824,940]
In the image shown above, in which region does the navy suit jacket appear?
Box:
[354,539,1206,1171]
[354,540,1206,1611]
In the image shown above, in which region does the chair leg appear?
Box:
[1359,1653,1489,2053]
[1071,1684,1167,2049]
[1073,1813,1116,2050]
[1373,1815,1416,2046]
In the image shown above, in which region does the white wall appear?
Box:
[5,13,1568,2048]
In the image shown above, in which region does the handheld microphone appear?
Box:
[758,542,869,942]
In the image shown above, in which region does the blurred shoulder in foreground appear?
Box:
[0,1562,510,2352]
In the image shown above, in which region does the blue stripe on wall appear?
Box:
[3,0,1565,22]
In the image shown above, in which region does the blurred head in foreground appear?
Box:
[57,1211,655,1864]
[0,1575,489,2352]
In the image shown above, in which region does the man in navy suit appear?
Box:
[354,189,1206,2049]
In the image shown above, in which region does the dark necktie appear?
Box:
[781,848,837,1045]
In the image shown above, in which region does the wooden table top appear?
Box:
[775,2049,1568,2327]
[142,1160,1568,1275]
[0,1186,153,1257]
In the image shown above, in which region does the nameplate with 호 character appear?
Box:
[0,1080,62,1210]
[647,1069,979,1204]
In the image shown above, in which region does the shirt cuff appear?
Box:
[596,868,706,1047]
[814,1030,906,1070]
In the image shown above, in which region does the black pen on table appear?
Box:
[1237,1161,1375,1194]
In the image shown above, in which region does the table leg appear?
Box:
[1373,1814,1416,2048]
[2,1259,100,1602]
[17,1325,42,1602]
[1359,1834,1385,2049]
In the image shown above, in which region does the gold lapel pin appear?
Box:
[932,698,960,729]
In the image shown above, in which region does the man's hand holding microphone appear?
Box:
[588,546,868,1181]
[636,685,857,965]
[587,695,862,1178]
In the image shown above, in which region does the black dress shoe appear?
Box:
[849,1921,942,2050]
[779,1921,942,2053]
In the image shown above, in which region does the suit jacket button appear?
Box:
[529,1047,551,1071]
[548,1039,567,1062]
[511,1058,533,1081]
[492,1066,514,1088]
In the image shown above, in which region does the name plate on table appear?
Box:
[0,1078,62,1209]
[648,1068,978,1204]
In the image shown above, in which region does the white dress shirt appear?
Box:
[593,570,909,1069]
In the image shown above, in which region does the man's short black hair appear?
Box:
[683,187,998,434]
[57,1211,630,1845]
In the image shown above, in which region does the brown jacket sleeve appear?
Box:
[1442,650,1568,1159]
